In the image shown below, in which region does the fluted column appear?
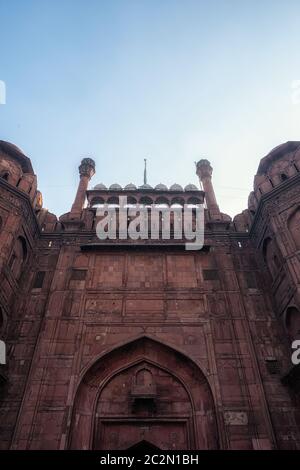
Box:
[196,159,220,219]
[71,158,95,217]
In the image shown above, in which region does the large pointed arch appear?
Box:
[75,333,212,388]
[67,336,219,450]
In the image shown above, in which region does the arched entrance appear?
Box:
[285,306,300,341]
[127,440,160,451]
[68,337,218,450]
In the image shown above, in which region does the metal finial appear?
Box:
[144,158,147,185]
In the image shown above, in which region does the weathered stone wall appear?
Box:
[0,141,300,450]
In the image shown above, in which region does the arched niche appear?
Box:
[262,237,281,279]
[288,207,300,250]
[9,236,28,281]
[187,196,202,206]
[90,197,105,208]
[0,171,10,182]
[68,336,218,450]
[139,196,153,206]
[155,196,169,206]
[170,197,185,206]
[107,196,119,207]
[285,306,300,341]
[127,196,137,205]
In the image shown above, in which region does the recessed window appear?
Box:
[70,269,87,281]
[1,172,9,181]
[245,271,257,289]
[203,269,219,281]
[265,358,280,375]
[285,306,300,341]
[33,271,45,289]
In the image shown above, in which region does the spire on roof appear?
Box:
[144,158,147,185]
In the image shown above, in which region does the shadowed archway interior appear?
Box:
[68,337,218,450]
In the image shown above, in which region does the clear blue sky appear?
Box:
[1,0,300,217]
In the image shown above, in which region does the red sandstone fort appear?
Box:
[0,140,299,450]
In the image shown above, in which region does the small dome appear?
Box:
[169,183,183,191]
[124,183,137,190]
[184,184,198,191]
[109,183,123,190]
[0,141,25,155]
[155,183,168,190]
[139,183,153,190]
[0,140,33,174]
[257,141,300,175]
[93,183,107,190]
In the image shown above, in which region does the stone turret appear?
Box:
[196,159,221,219]
[70,157,96,218]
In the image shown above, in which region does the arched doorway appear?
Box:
[285,306,300,341]
[288,208,300,250]
[68,337,218,450]
[127,440,160,451]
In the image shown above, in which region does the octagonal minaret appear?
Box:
[71,157,96,217]
[196,159,220,219]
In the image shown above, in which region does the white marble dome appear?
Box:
[155,183,168,190]
[109,183,123,190]
[93,183,107,190]
[139,183,153,190]
[124,183,137,190]
[169,183,183,191]
[184,184,198,191]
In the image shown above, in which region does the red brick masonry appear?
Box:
[0,140,299,449]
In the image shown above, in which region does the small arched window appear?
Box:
[286,306,300,341]
[262,237,281,279]
[90,197,105,208]
[281,173,288,182]
[1,172,9,181]
[139,196,153,207]
[9,236,28,280]
[136,368,153,387]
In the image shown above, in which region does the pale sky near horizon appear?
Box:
[1,0,300,218]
